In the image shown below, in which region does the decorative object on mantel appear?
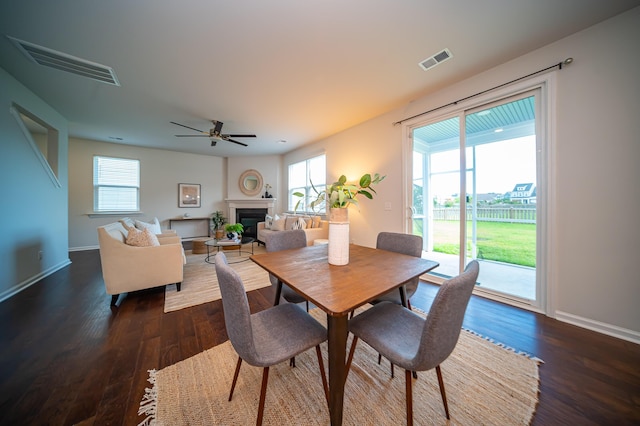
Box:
[178,183,201,208]
[295,173,385,265]
[211,210,227,239]
[262,183,273,198]
[239,169,263,197]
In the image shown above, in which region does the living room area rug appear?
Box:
[139,307,542,425]
[164,247,270,313]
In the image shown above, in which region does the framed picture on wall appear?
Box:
[178,183,201,208]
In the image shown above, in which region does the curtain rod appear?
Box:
[393,57,573,126]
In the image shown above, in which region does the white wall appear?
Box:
[284,8,640,339]
[68,138,227,249]
[227,155,284,211]
[0,67,70,301]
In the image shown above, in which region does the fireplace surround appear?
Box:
[226,198,276,240]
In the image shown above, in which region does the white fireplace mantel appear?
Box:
[226,198,276,223]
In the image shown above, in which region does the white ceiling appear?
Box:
[1,0,638,157]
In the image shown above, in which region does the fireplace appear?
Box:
[236,208,268,240]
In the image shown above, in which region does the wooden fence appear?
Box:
[431,205,536,223]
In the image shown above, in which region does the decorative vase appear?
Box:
[328,208,349,265]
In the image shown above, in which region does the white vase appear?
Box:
[328,208,349,265]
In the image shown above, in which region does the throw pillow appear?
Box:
[126,227,160,247]
[300,215,313,228]
[312,216,322,228]
[271,216,286,231]
[285,215,298,230]
[292,217,307,230]
[264,214,274,229]
[135,217,162,234]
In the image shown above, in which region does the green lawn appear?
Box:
[413,220,536,267]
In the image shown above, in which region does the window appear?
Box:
[288,154,326,212]
[93,156,140,212]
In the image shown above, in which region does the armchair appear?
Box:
[97,221,186,306]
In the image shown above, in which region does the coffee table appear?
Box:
[204,237,255,264]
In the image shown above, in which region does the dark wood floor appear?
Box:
[0,249,638,425]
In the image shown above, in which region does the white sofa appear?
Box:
[97,219,186,306]
[257,214,328,247]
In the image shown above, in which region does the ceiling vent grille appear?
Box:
[8,36,120,86]
[419,48,453,71]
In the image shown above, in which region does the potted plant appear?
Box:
[211,211,227,239]
[294,173,386,213]
[294,173,385,265]
[224,223,244,240]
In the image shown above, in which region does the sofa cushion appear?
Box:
[272,216,286,231]
[126,227,160,247]
[135,217,162,234]
[264,214,274,229]
[292,216,307,230]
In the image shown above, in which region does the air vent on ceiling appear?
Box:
[419,48,453,71]
[7,36,120,86]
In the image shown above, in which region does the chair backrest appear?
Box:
[265,229,307,252]
[215,252,259,364]
[265,229,307,285]
[414,260,479,370]
[376,232,423,295]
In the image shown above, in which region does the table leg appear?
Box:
[399,285,407,308]
[327,313,348,426]
[273,280,283,306]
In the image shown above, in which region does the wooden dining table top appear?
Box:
[250,244,440,316]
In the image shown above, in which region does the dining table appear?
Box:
[250,243,439,425]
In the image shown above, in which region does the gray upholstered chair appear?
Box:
[215,252,329,425]
[346,260,479,425]
[371,232,423,309]
[264,229,309,310]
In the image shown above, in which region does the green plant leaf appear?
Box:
[359,173,372,188]
[359,189,373,199]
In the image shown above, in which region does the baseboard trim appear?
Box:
[0,259,72,303]
[69,245,99,252]
[555,310,640,345]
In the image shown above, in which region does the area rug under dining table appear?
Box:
[139,307,542,425]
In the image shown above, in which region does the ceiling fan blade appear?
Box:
[224,134,257,138]
[170,121,207,134]
[226,138,248,147]
[175,135,208,137]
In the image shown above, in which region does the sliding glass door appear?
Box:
[411,92,540,305]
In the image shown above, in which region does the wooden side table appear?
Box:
[191,237,210,254]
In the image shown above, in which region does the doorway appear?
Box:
[410,91,542,307]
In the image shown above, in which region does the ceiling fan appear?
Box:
[171,120,256,147]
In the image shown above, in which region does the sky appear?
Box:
[416,135,537,199]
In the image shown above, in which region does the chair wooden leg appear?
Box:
[315,345,329,407]
[256,367,270,426]
[435,365,450,419]
[405,369,414,426]
[229,357,243,401]
[345,336,359,379]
